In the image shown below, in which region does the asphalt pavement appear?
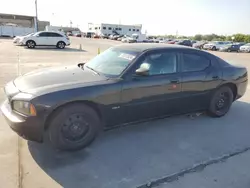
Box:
[0,37,250,188]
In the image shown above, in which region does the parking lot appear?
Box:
[1,37,250,188]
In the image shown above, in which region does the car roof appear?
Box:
[114,43,194,52]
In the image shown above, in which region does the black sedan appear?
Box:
[175,39,192,47]
[219,43,244,52]
[1,44,248,151]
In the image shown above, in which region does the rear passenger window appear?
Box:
[49,33,63,37]
[181,53,210,72]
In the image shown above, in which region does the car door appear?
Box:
[120,50,182,123]
[179,50,222,113]
[36,32,50,45]
[48,32,63,45]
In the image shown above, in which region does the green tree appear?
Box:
[194,34,202,41]
[233,34,246,42]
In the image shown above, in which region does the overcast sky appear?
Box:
[1,0,250,36]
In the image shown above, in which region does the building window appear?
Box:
[95,27,98,30]
[103,27,106,30]
[115,28,118,30]
[119,28,122,30]
[108,27,112,30]
[89,28,92,30]
[137,29,139,32]
[133,29,135,31]
[129,29,131,31]
[99,27,100,29]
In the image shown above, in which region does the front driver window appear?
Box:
[138,52,177,75]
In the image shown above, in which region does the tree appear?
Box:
[194,34,202,41]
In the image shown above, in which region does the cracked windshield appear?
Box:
[0,0,250,188]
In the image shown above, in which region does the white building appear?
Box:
[88,23,142,36]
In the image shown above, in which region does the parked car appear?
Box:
[67,32,73,36]
[74,33,82,37]
[193,41,208,49]
[93,34,100,39]
[219,43,244,52]
[175,39,192,47]
[13,32,34,44]
[86,32,94,38]
[239,43,250,53]
[18,31,70,49]
[100,34,109,39]
[203,41,232,51]
[121,36,136,43]
[1,43,247,151]
[167,40,177,44]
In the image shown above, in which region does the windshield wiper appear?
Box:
[86,65,100,75]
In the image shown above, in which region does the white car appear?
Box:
[203,41,232,51]
[18,31,70,49]
[239,43,250,52]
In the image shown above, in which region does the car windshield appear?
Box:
[244,43,250,46]
[84,47,139,77]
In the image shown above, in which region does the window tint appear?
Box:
[49,32,63,37]
[181,53,210,72]
[138,52,177,75]
[133,29,135,31]
[39,32,49,37]
[108,27,112,30]
[103,27,106,30]
[129,29,131,31]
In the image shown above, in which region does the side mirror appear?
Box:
[135,67,149,76]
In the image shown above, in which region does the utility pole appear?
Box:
[35,0,38,32]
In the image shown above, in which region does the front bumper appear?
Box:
[236,80,248,100]
[1,99,43,142]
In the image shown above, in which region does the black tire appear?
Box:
[208,86,234,117]
[212,46,216,51]
[26,40,36,48]
[56,41,66,49]
[48,103,101,151]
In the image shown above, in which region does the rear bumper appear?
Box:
[1,100,44,142]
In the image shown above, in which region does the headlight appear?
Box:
[12,101,37,116]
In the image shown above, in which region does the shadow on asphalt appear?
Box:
[28,100,250,188]
[23,46,87,52]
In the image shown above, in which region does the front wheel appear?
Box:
[207,86,234,117]
[26,40,36,48]
[57,41,66,49]
[48,104,101,151]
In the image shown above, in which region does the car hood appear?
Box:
[14,64,108,94]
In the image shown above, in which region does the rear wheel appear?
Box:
[48,104,101,151]
[212,46,216,51]
[26,40,36,48]
[207,86,234,117]
[56,41,66,49]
